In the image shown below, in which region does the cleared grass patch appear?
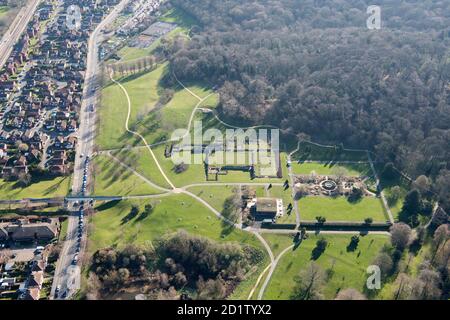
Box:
[92,155,163,196]
[97,64,166,150]
[299,196,388,222]
[0,176,71,200]
[262,233,389,299]
[291,162,372,177]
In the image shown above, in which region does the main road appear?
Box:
[50,0,131,299]
[0,0,41,69]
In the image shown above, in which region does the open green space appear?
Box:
[0,176,71,200]
[88,194,269,299]
[97,63,214,150]
[150,144,287,187]
[97,64,166,150]
[111,147,172,189]
[291,161,372,177]
[298,196,388,222]
[262,233,389,299]
[0,6,9,18]
[92,154,163,196]
[186,185,236,213]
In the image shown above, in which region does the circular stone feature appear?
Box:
[320,179,337,191]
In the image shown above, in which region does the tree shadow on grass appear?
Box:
[121,207,139,225]
[96,200,121,212]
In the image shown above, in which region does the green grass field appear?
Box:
[291,162,372,177]
[88,194,269,299]
[298,196,388,222]
[186,185,236,212]
[97,63,215,150]
[0,6,9,18]
[262,233,389,299]
[92,155,164,196]
[0,176,71,200]
[97,64,166,150]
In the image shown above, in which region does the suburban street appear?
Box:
[50,0,131,299]
[0,0,41,69]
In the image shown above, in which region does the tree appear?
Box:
[390,223,412,251]
[400,189,421,224]
[335,288,367,300]
[17,172,31,187]
[173,162,188,174]
[18,143,29,153]
[315,216,326,224]
[373,252,393,278]
[291,262,325,300]
[331,166,349,181]
[413,175,430,195]
[387,186,402,206]
[312,238,328,259]
[417,268,442,300]
[294,184,309,199]
[381,162,396,180]
[364,217,373,225]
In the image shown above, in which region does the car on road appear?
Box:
[72,255,78,265]
[55,285,61,296]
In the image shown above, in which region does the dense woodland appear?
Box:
[162,0,450,211]
[88,231,264,299]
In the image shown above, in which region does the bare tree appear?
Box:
[390,223,412,251]
[335,288,367,300]
[291,262,325,300]
[331,166,349,181]
[417,268,442,300]
[373,252,393,278]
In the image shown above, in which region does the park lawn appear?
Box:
[0,6,8,18]
[97,64,167,150]
[111,147,172,189]
[291,162,372,177]
[186,185,237,213]
[153,144,286,187]
[159,7,197,29]
[262,233,389,299]
[60,218,69,241]
[0,176,71,200]
[87,194,269,299]
[92,155,163,196]
[97,60,213,150]
[299,196,388,222]
[88,195,265,253]
[383,185,407,221]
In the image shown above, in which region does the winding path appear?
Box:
[107,71,276,296]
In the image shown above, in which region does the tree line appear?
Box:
[161,0,450,212]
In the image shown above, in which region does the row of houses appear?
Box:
[0,218,59,243]
[0,249,50,300]
[0,0,117,180]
